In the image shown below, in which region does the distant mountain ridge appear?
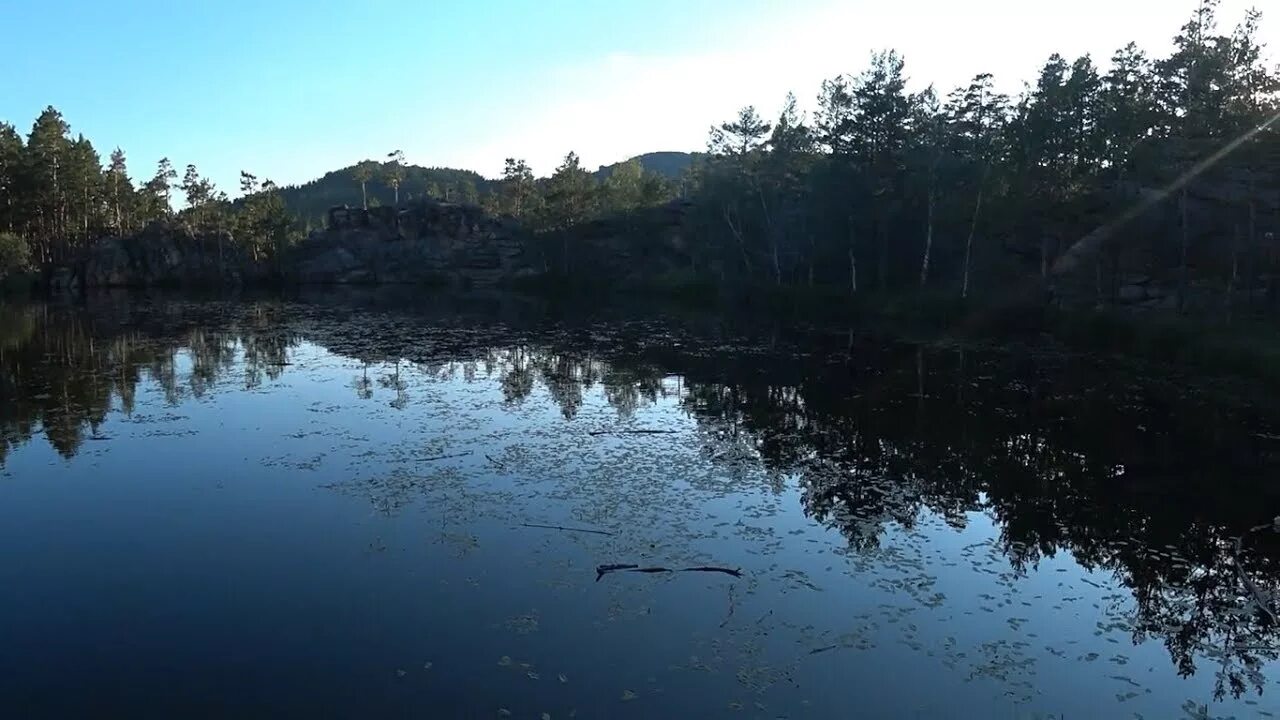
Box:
[593,151,699,180]
[275,166,491,226]
[276,152,699,224]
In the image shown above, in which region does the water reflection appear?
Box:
[1,296,1277,710]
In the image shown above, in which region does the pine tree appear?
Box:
[104,148,133,233]
[850,50,914,290]
[0,123,23,234]
[1100,43,1160,180]
[351,161,375,210]
[542,152,595,230]
[140,157,177,223]
[24,106,72,256]
[943,73,1009,297]
[385,150,405,205]
[708,106,772,156]
[62,134,103,244]
[601,158,645,213]
[542,152,597,273]
[499,158,537,219]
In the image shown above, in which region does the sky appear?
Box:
[1,0,1274,195]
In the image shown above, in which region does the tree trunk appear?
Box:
[920,190,934,288]
[848,247,858,296]
[1095,258,1104,310]
[1227,221,1241,322]
[847,216,858,295]
[756,188,780,286]
[962,180,985,300]
[1178,186,1190,315]
[723,204,751,278]
[1248,173,1257,312]
[877,219,889,292]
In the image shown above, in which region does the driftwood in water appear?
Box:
[587,429,679,437]
[521,523,613,536]
[420,451,472,462]
[595,563,743,582]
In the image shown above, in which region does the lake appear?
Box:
[1,291,1278,719]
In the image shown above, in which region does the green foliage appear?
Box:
[675,5,1280,315]
[235,177,301,262]
[539,152,596,231]
[279,162,489,221]
[384,150,406,204]
[593,152,698,182]
[495,158,538,220]
[0,232,32,277]
[0,2,1275,321]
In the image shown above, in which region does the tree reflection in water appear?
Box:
[1,296,1276,701]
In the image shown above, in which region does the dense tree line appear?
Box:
[475,154,679,232]
[3,1,1276,315]
[0,107,299,276]
[680,2,1280,312]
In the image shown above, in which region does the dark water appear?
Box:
[2,293,1278,719]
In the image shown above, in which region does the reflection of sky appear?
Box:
[0,338,1273,718]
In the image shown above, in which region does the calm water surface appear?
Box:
[1,294,1278,719]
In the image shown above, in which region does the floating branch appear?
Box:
[587,429,680,437]
[596,564,743,582]
[420,451,473,462]
[521,523,613,536]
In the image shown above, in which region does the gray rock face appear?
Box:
[286,200,533,287]
[81,222,268,287]
[70,201,535,289]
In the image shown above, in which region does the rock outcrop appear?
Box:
[78,222,269,288]
[538,200,695,285]
[54,200,536,290]
[286,200,534,287]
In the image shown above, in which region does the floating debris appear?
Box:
[595,564,743,581]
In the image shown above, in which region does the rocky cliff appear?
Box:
[286,200,533,287]
[54,200,537,290]
[50,222,270,291]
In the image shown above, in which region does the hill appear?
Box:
[276,165,493,226]
[276,152,698,226]
[594,152,699,181]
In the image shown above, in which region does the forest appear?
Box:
[0,1,1277,317]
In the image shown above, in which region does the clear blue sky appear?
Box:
[1,0,1271,196]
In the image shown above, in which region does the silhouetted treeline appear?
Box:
[496,3,1280,314]
[672,3,1280,313]
[277,152,697,229]
[0,109,301,274]
[3,2,1277,317]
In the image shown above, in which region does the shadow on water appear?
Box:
[1,290,1278,715]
